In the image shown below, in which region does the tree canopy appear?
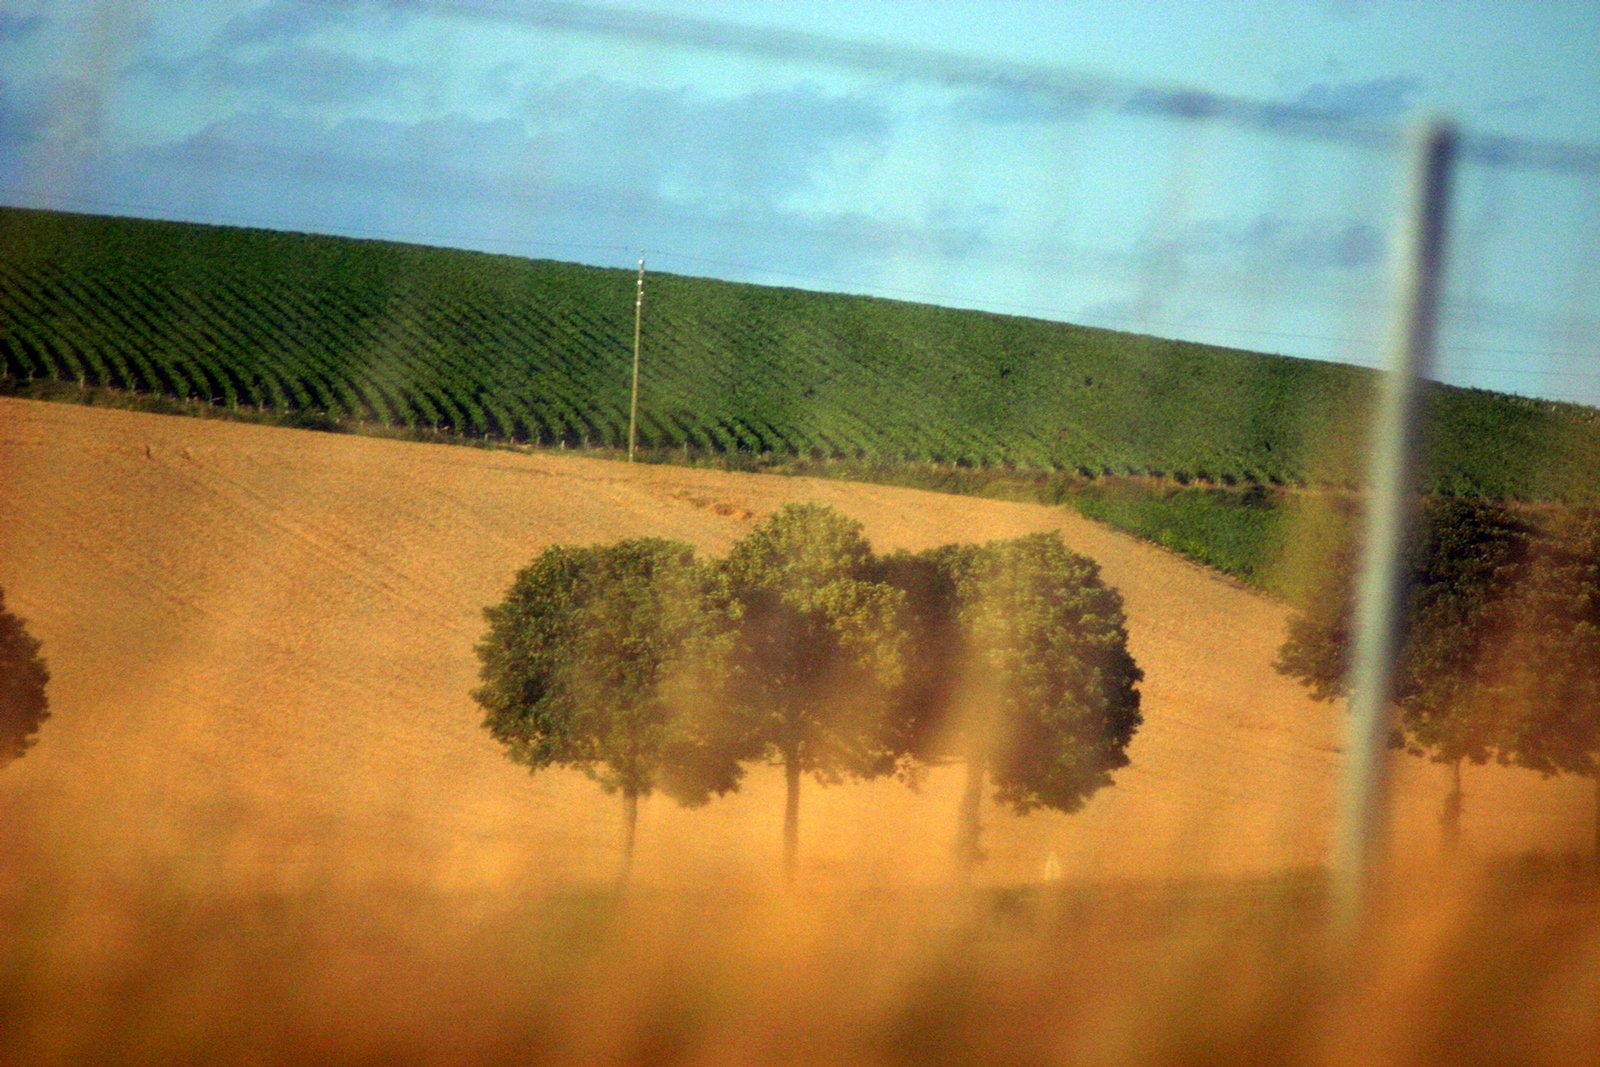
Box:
[881,542,980,764]
[1469,511,1600,860]
[1480,512,1600,779]
[473,538,740,872]
[1277,498,1529,756]
[471,506,1146,883]
[1276,498,1530,844]
[1277,498,1600,855]
[712,502,911,881]
[0,586,49,770]
[887,534,1143,872]
[960,534,1143,813]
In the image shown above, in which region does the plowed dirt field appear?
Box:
[1,397,1589,891]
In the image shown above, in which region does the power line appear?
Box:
[1460,132,1600,178]
[396,0,1600,176]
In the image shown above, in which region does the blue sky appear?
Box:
[3,0,1598,403]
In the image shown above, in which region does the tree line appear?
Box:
[11,493,1593,873]
[1277,497,1600,860]
[472,503,1143,882]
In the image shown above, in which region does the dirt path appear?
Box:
[0,397,1589,890]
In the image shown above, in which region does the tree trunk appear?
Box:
[620,787,639,883]
[956,750,986,881]
[1439,758,1463,855]
[1593,773,1599,870]
[783,757,801,886]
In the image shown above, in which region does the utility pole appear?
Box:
[1332,120,1456,940]
[628,254,644,463]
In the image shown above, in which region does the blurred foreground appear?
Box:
[2,818,1596,1066]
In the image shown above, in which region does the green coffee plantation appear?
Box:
[4,205,1600,500]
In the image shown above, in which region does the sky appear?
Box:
[2,0,1598,404]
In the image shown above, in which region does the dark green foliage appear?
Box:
[886,535,1143,870]
[1473,512,1600,782]
[1276,498,1529,759]
[0,586,49,768]
[714,504,911,779]
[954,533,1143,816]
[7,206,1600,501]
[1398,502,1537,765]
[473,539,741,866]
[470,509,1142,879]
[1459,511,1600,860]
[880,543,981,762]
[711,503,910,878]
[1066,482,1287,588]
[1275,499,1600,852]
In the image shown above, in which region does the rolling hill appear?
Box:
[5,205,1600,502]
[1,396,1589,894]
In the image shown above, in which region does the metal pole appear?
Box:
[1332,120,1456,937]
[628,254,644,462]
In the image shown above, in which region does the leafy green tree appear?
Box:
[473,539,739,876]
[889,535,1142,876]
[713,503,910,883]
[951,533,1142,875]
[1470,511,1600,862]
[881,543,981,766]
[1276,498,1529,846]
[1,587,49,769]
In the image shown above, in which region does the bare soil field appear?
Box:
[4,397,1599,1067]
[1,396,1589,892]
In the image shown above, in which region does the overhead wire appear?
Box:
[396,0,1600,174]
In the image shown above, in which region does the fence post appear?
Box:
[1332,120,1457,938]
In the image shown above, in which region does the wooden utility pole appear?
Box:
[628,255,644,462]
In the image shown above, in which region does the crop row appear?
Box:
[4,206,1600,501]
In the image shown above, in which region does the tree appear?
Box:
[1469,511,1600,863]
[881,543,980,767]
[473,539,739,877]
[713,503,910,883]
[890,534,1142,877]
[1,586,49,770]
[1276,498,1530,847]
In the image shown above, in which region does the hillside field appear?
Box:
[6,206,1600,503]
[1,396,1589,888]
[3,398,1597,1065]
